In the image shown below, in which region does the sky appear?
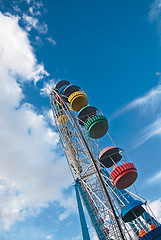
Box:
[0,0,161,239]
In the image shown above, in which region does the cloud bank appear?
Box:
[0,12,74,231]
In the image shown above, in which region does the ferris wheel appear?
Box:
[50,80,161,240]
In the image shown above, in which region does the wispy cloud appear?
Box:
[40,79,56,96]
[147,170,161,184]
[133,116,161,148]
[34,35,44,46]
[19,0,45,16]
[46,37,56,46]
[149,0,161,45]
[6,0,56,50]
[110,79,161,148]
[28,1,44,16]
[22,14,48,33]
[46,236,53,239]
[111,83,161,119]
[72,236,81,240]
[149,0,161,24]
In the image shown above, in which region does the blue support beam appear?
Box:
[75,179,107,240]
[75,181,91,240]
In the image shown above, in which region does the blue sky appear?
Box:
[0,0,161,239]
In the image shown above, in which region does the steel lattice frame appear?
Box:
[50,89,159,240]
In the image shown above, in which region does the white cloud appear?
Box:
[44,109,56,126]
[66,221,73,225]
[133,116,161,148]
[0,12,47,84]
[29,6,34,14]
[110,80,161,147]
[72,236,81,240]
[147,170,161,183]
[25,0,43,9]
[32,1,45,16]
[149,198,161,223]
[0,12,73,231]
[149,0,161,45]
[90,229,98,240]
[111,83,161,119]
[58,190,77,221]
[149,0,161,23]
[46,236,53,239]
[33,63,49,83]
[13,0,44,17]
[156,72,161,76]
[93,235,99,240]
[5,0,50,48]
[46,37,56,46]
[40,80,56,96]
[34,35,44,47]
[23,14,48,34]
